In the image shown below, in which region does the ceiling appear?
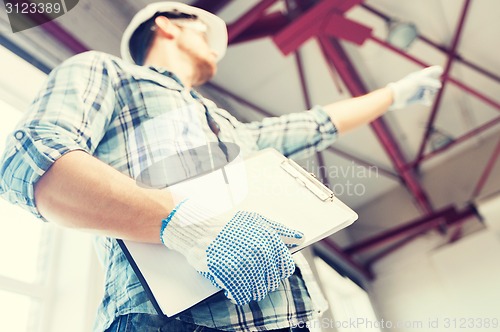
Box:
[1,0,499,261]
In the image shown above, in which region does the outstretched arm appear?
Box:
[324,87,393,134]
[325,66,443,134]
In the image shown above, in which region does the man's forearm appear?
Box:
[34,150,174,243]
[324,87,393,134]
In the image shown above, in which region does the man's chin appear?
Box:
[195,62,217,86]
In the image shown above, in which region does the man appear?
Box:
[0,2,443,331]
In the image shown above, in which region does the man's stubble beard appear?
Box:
[193,56,216,86]
[181,43,217,86]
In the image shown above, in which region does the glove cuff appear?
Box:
[160,199,188,245]
[160,198,225,260]
[386,82,400,111]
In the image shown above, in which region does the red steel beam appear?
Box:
[322,13,372,46]
[191,0,234,13]
[294,46,332,186]
[273,0,368,56]
[231,0,370,47]
[337,0,365,13]
[233,1,500,95]
[227,0,279,43]
[295,50,312,109]
[412,116,500,167]
[320,238,374,280]
[415,0,472,164]
[471,136,500,198]
[364,233,423,272]
[273,0,341,55]
[370,36,500,113]
[40,22,89,54]
[229,12,289,45]
[345,206,457,255]
[296,55,329,184]
[364,204,477,265]
[317,37,344,94]
[319,36,433,213]
[288,6,333,186]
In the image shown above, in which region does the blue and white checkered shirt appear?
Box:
[0,51,337,331]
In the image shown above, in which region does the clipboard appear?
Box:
[118,148,358,317]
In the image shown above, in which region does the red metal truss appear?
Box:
[226,0,279,43]
[415,0,472,164]
[230,0,371,47]
[320,238,374,280]
[293,47,333,185]
[345,206,455,255]
[273,0,369,55]
[40,22,89,54]
[294,50,312,109]
[290,31,401,182]
[292,45,401,183]
[273,0,338,55]
[229,12,289,45]
[291,23,331,185]
[317,37,344,94]
[471,136,500,199]
[344,205,481,256]
[190,0,234,13]
[363,204,478,265]
[319,36,433,213]
[231,2,500,125]
[230,0,496,196]
[31,0,496,265]
[322,13,372,45]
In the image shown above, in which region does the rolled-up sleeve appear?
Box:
[0,51,117,219]
[241,106,338,160]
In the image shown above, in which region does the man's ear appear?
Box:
[154,16,178,39]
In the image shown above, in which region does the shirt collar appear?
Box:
[147,66,206,100]
[147,66,185,87]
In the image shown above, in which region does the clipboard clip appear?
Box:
[280,159,334,202]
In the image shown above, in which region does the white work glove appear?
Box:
[160,198,305,305]
[387,65,444,110]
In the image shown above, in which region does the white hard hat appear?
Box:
[120,1,228,64]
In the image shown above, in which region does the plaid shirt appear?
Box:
[0,51,337,331]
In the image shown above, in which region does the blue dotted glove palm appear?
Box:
[387,65,443,110]
[160,199,304,305]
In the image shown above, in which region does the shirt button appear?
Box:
[14,130,24,140]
